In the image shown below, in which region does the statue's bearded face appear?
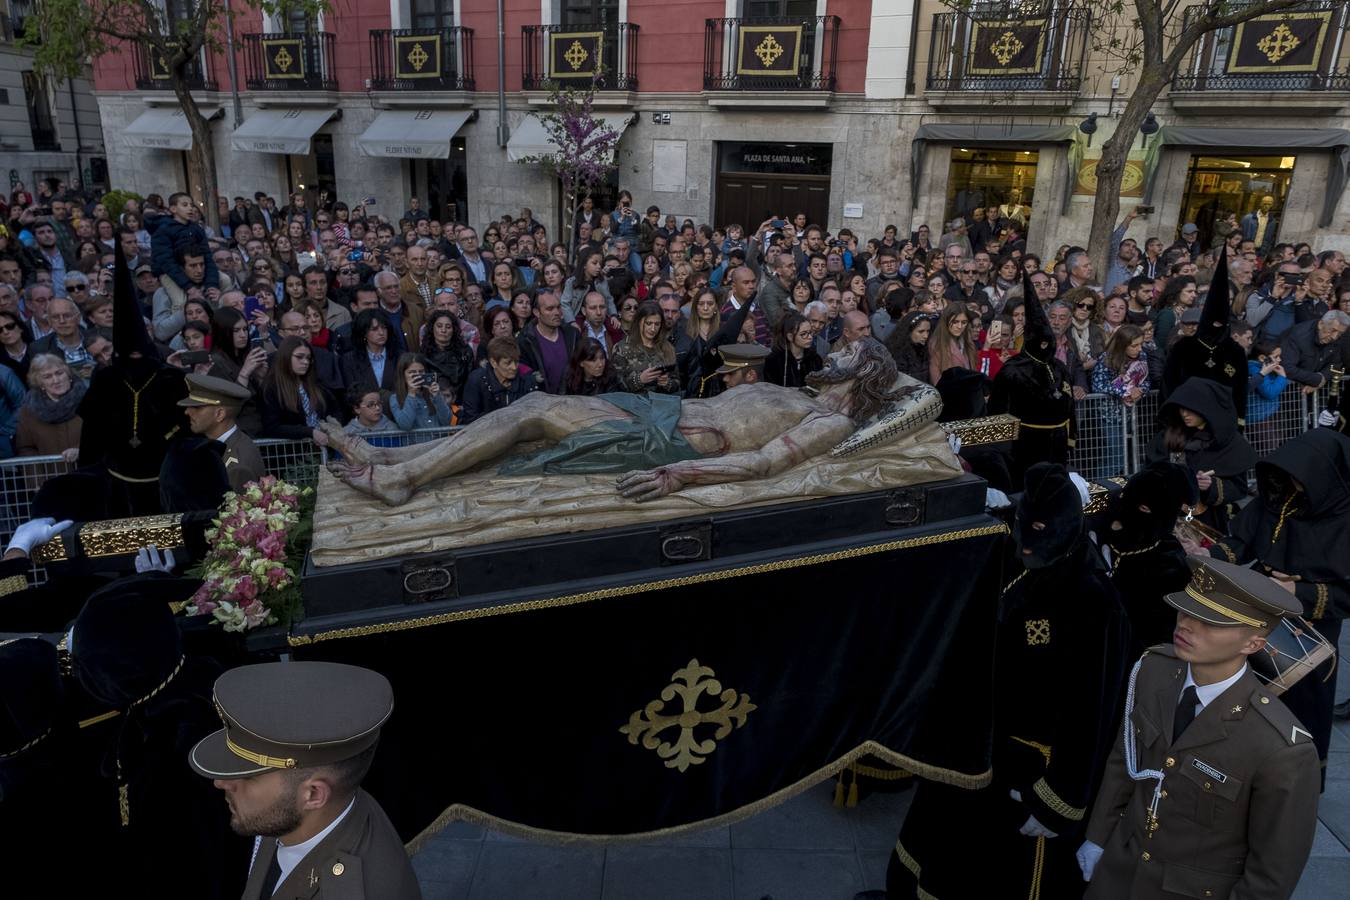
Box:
[807,341,864,389]
[806,338,902,424]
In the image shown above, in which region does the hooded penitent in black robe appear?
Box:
[1090,461,1197,654]
[70,581,248,900]
[77,242,188,517]
[890,464,1130,900]
[1209,428,1350,770]
[990,272,1076,490]
[1163,245,1249,426]
[937,366,1012,493]
[1145,377,1256,534]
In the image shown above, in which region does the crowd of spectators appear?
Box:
[0,177,1344,482]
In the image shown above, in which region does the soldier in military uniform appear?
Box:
[715,342,770,389]
[178,373,266,492]
[190,661,421,900]
[1078,558,1320,899]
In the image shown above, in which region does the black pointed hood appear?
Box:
[1014,462,1084,569]
[112,239,157,363]
[1198,243,1230,342]
[1020,270,1054,362]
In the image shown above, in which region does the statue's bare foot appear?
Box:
[327,459,413,506]
[319,417,374,465]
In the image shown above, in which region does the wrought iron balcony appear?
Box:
[242,31,337,92]
[703,16,839,92]
[521,22,639,91]
[370,26,475,91]
[1172,1,1350,91]
[926,8,1089,94]
[133,41,219,92]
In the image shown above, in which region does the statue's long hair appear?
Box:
[806,337,908,424]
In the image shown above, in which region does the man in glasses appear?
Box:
[31,297,92,377]
[62,273,92,311]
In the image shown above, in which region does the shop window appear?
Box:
[944,147,1039,230]
[1180,155,1294,249]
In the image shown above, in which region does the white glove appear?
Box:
[1019,813,1058,838]
[985,487,1012,509]
[5,517,73,556]
[946,432,963,455]
[1077,840,1104,882]
[1318,409,1338,428]
[134,544,177,574]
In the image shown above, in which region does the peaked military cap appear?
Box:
[190,662,393,779]
[1165,556,1301,628]
[714,342,770,375]
[178,373,252,409]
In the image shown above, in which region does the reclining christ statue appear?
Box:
[322,337,940,507]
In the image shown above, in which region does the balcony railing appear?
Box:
[370,26,475,91]
[927,7,1090,93]
[132,42,219,92]
[521,23,639,91]
[242,31,337,91]
[1173,1,1350,91]
[703,16,839,92]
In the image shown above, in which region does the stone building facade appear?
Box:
[91,1,1350,254]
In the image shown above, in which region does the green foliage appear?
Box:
[101,189,143,221]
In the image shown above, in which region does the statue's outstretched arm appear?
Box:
[616,413,853,502]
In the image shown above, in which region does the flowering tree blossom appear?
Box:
[516,80,621,258]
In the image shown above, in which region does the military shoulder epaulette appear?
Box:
[1249,689,1313,746]
[1143,642,1177,660]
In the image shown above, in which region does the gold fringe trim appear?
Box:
[402,739,991,855]
[296,523,1009,646]
[1032,777,1085,821]
[0,573,28,596]
[1214,541,1238,564]
[893,839,941,900]
[1313,583,1329,620]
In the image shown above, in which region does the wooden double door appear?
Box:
[714,172,831,232]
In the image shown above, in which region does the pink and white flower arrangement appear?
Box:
[185,475,314,632]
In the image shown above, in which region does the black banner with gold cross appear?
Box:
[262,37,306,81]
[548,30,603,79]
[394,33,443,80]
[148,41,177,81]
[967,20,1047,76]
[1229,12,1332,73]
[292,518,1006,841]
[735,24,803,77]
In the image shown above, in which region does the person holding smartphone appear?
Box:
[611,300,680,395]
[389,353,453,431]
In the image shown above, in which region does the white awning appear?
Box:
[230,108,337,155]
[505,113,632,163]
[123,105,220,151]
[357,109,473,159]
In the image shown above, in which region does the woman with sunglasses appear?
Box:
[0,309,33,382]
[1062,287,1105,375]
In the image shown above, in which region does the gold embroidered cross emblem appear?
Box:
[1257,23,1301,63]
[620,659,756,772]
[273,46,294,72]
[1026,619,1051,646]
[754,34,785,67]
[564,39,590,71]
[407,42,430,72]
[991,31,1025,67]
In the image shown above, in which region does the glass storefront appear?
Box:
[1179,154,1295,248]
[944,147,1039,229]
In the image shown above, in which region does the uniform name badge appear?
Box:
[1191,757,1228,784]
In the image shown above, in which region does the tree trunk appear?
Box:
[171,71,220,233]
[1085,69,1168,280]
[567,185,578,264]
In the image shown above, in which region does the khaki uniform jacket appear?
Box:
[222,428,266,493]
[1085,645,1319,900]
[241,789,421,900]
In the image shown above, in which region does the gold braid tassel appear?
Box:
[833,769,846,807]
[846,762,859,808]
[118,759,130,827]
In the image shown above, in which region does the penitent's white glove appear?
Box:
[1077,840,1104,882]
[1318,410,1338,428]
[5,517,73,556]
[1019,813,1058,839]
[986,488,1012,509]
[947,432,963,456]
[134,544,177,574]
